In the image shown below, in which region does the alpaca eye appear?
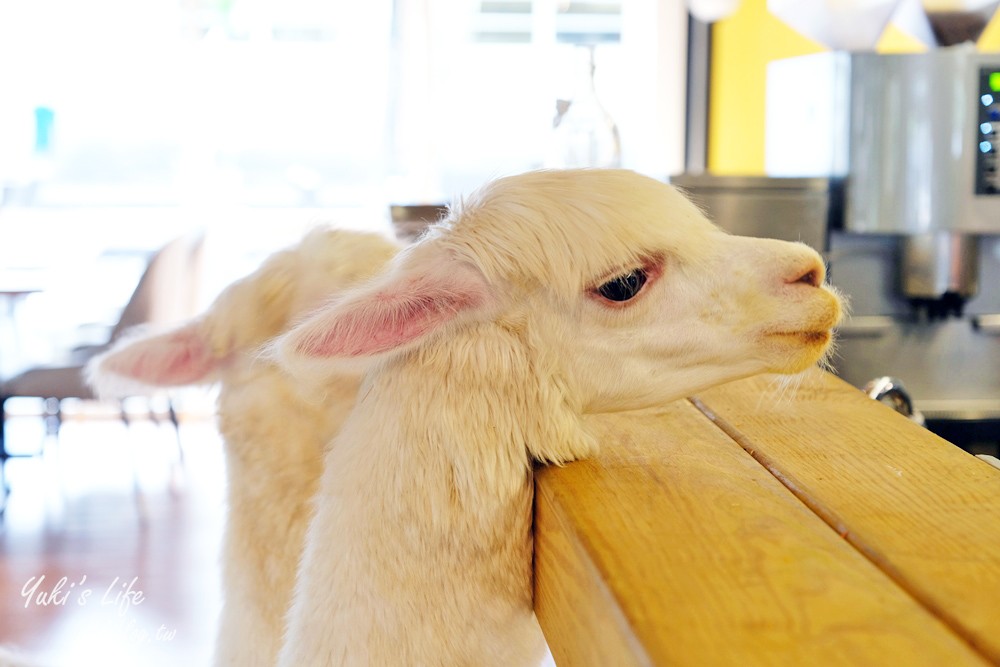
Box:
[596,269,648,302]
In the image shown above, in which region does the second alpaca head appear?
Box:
[89,227,401,393]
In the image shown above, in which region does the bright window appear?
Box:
[0,0,686,209]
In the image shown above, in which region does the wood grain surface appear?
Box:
[692,368,1000,663]
[534,390,991,666]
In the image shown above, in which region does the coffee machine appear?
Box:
[674,7,1000,448]
[767,18,1000,435]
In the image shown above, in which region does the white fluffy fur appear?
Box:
[88,227,400,667]
[276,169,844,665]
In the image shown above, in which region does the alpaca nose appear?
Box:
[785,257,825,288]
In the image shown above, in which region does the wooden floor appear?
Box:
[0,405,225,667]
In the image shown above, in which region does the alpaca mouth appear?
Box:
[768,330,832,346]
[763,328,836,374]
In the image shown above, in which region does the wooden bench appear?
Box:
[535,368,1000,666]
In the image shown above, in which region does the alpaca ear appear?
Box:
[280,259,493,363]
[88,322,219,396]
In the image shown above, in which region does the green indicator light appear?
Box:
[992,72,1000,92]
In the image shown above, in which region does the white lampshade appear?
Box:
[687,0,743,22]
[768,0,902,49]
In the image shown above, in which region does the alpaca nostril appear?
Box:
[796,270,820,287]
[788,261,824,288]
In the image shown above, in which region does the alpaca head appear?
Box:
[280,169,843,416]
[88,228,400,395]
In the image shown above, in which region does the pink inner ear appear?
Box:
[294,271,489,359]
[102,327,219,386]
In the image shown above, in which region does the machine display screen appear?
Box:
[978,68,999,195]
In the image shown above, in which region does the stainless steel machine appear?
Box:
[767,45,999,311]
[674,22,1000,447]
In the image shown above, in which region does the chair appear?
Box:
[0,232,204,510]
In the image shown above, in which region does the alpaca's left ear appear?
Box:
[88,322,220,396]
[279,255,494,364]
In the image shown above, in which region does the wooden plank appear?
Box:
[534,400,988,666]
[692,368,1000,663]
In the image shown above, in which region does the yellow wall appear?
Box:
[707,1,1000,175]
[707,0,823,174]
[983,11,1000,48]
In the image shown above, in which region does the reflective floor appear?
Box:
[0,406,224,667]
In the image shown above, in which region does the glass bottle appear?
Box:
[547,46,621,169]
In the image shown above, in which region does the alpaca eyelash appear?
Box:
[589,257,663,305]
[594,269,648,302]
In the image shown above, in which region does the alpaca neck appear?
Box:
[350,326,538,503]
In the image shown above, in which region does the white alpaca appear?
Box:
[88,227,400,667]
[275,169,844,666]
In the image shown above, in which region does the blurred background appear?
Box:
[0,0,687,209]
